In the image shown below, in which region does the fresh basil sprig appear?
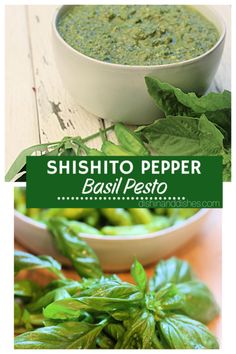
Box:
[158,314,219,349]
[14,279,41,300]
[138,77,231,180]
[149,257,195,291]
[149,257,219,324]
[14,250,65,279]
[15,320,109,349]
[176,280,220,323]
[27,279,81,313]
[144,76,231,145]
[131,258,147,293]
[14,253,219,349]
[47,217,103,279]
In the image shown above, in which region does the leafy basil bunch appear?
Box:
[137,77,231,181]
[47,217,103,279]
[14,251,219,349]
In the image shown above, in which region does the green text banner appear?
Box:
[26,156,222,208]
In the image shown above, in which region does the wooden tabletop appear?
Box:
[5,5,231,171]
[15,209,221,341]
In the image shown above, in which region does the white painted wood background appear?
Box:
[5,5,231,171]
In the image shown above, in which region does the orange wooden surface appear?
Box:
[15,209,221,341]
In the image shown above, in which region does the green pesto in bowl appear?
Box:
[56,5,219,66]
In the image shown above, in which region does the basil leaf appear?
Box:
[44,281,143,320]
[47,217,103,279]
[43,294,142,320]
[158,314,219,349]
[14,302,23,327]
[176,280,219,324]
[14,251,64,279]
[28,289,71,314]
[79,277,137,298]
[223,149,231,181]
[28,280,80,313]
[14,280,41,300]
[44,278,81,292]
[154,283,185,312]
[117,310,156,349]
[17,308,33,332]
[14,302,44,333]
[138,116,200,155]
[146,77,230,113]
[104,322,125,341]
[149,257,194,291]
[139,115,224,156]
[60,320,108,349]
[145,76,231,138]
[14,320,107,349]
[131,258,147,293]
[96,332,114,348]
[198,114,224,155]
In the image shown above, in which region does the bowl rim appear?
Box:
[14,208,209,241]
[52,5,226,70]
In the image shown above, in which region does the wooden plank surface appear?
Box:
[5,5,231,170]
[26,6,102,148]
[15,209,222,341]
[5,6,40,171]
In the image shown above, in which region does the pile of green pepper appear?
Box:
[15,188,199,236]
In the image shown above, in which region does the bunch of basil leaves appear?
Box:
[137,77,231,181]
[14,219,219,349]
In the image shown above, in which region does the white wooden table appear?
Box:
[5,5,231,171]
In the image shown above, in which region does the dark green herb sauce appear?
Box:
[57,5,219,66]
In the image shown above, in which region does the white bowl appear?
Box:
[52,6,225,125]
[15,209,209,272]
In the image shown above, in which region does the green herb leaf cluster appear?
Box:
[14,249,219,349]
[138,77,231,180]
[47,217,103,278]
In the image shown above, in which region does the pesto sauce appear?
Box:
[57,5,219,66]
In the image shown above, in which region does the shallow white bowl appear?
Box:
[52,6,225,125]
[15,209,209,272]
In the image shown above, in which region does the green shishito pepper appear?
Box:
[101,208,133,226]
[114,124,150,156]
[48,218,102,278]
[76,138,105,156]
[101,141,136,156]
[14,188,199,237]
[101,124,150,156]
[29,208,94,222]
[128,208,153,225]
[101,216,170,235]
